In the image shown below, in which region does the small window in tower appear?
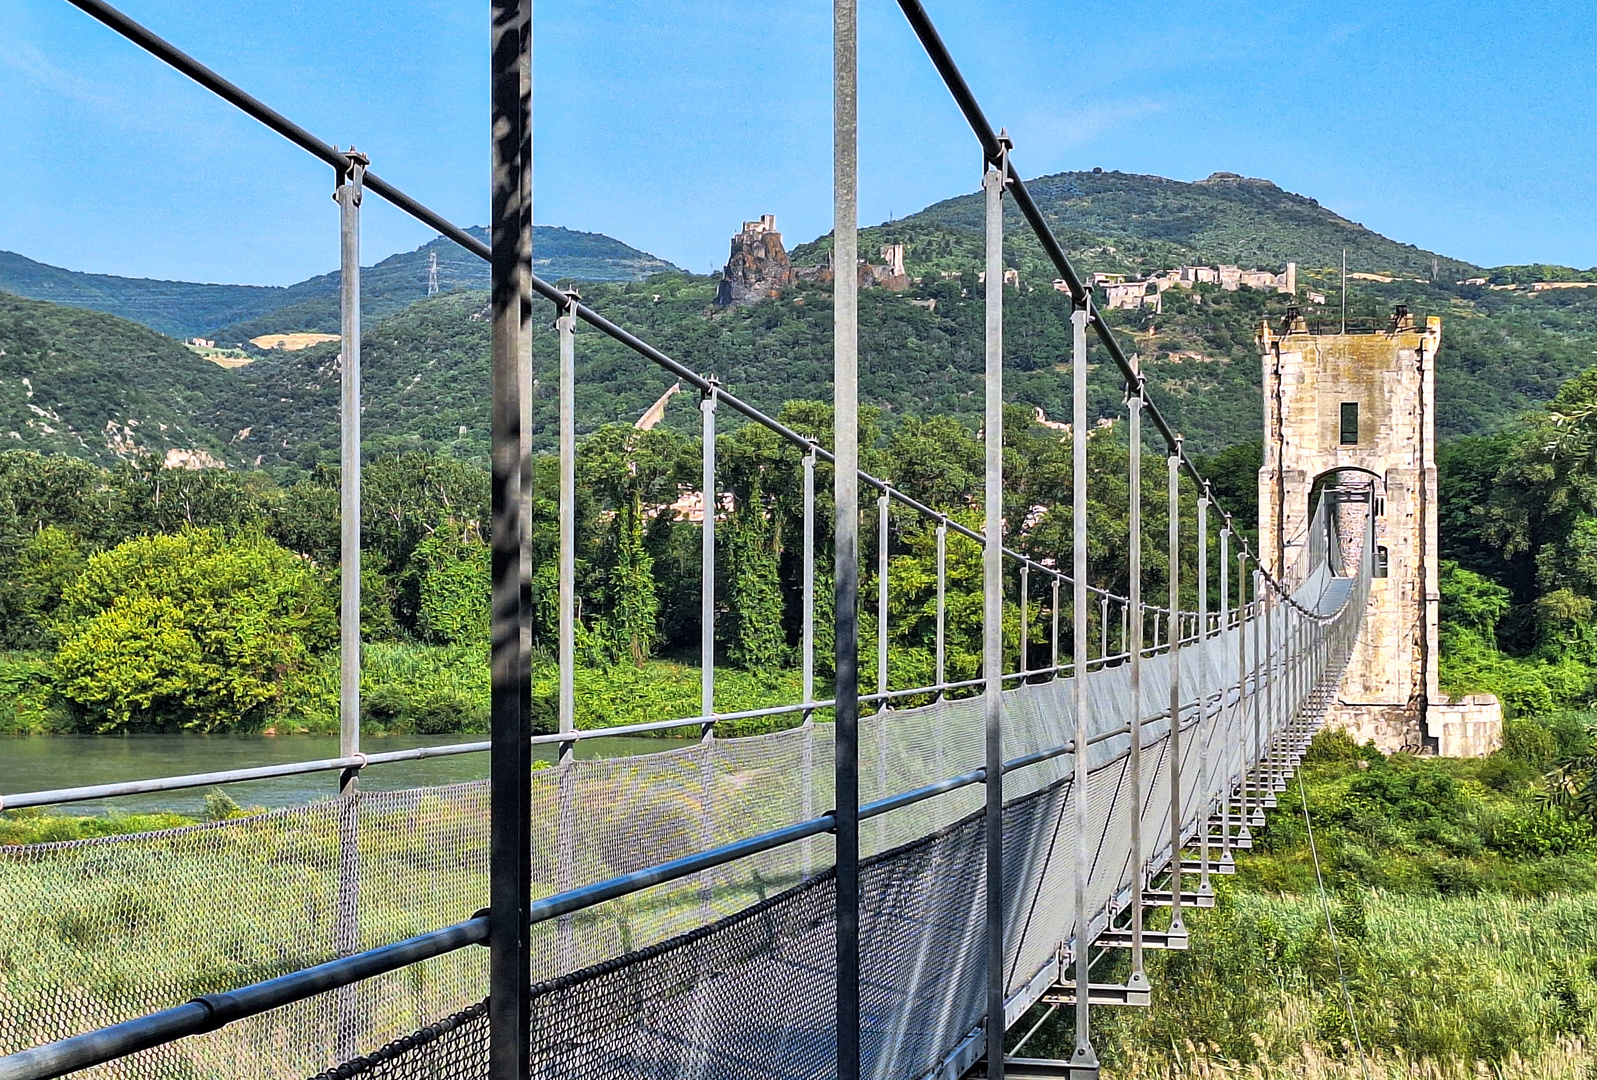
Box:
[1374,494,1386,517]
[1340,402,1359,446]
[1374,545,1389,578]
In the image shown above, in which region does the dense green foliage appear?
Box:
[9,170,1597,485]
[53,530,337,732]
[0,387,1231,735]
[793,169,1477,284]
[1436,359,1597,720]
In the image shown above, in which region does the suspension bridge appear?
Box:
[0,2,1460,1078]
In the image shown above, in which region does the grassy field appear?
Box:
[1020,726,1597,1078]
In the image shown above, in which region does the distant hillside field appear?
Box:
[0,226,682,342]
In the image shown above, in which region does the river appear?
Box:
[0,732,691,817]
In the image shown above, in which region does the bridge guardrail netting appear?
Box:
[295,537,1363,1080]
[0,498,1364,1079]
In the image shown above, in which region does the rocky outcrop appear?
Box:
[715,215,795,307]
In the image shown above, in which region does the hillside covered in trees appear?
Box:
[5,166,1597,471]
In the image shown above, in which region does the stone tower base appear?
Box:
[1431,695,1504,757]
[1324,695,1502,756]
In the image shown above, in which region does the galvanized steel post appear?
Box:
[1019,563,1030,676]
[936,521,948,689]
[1166,440,1185,935]
[554,296,578,965]
[557,299,577,756]
[701,384,718,727]
[333,144,366,1066]
[803,447,817,711]
[833,0,862,1072]
[1127,365,1149,993]
[982,149,1008,1078]
[1070,302,1099,1071]
[879,490,891,698]
[487,0,532,1074]
[1218,524,1232,864]
[336,149,366,792]
[1051,576,1061,675]
[1196,486,1211,895]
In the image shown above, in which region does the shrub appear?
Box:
[412,526,490,646]
[52,529,336,732]
[1503,716,1559,768]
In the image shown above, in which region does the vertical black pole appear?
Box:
[489,1,531,1078]
[833,1,860,1076]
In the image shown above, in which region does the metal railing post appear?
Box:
[803,447,817,711]
[557,299,577,755]
[833,1,862,1072]
[1126,368,1149,995]
[936,520,948,689]
[1069,301,1099,1072]
[801,446,816,877]
[1051,576,1060,675]
[1218,524,1232,866]
[1019,563,1030,676]
[1251,569,1264,825]
[487,0,532,1073]
[1236,551,1249,841]
[333,145,367,1065]
[1196,486,1211,896]
[701,385,718,724]
[878,490,891,699]
[699,383,718,918]
[554,295,578,967]
[982,148,1008,1079]
[1166,439,1185,936]
[335,149,366,796]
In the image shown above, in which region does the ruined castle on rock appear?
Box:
[715,215,795,307]
[1258,308,1502,755]
[715,215,909,307]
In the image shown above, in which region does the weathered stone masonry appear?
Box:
[1257,309,1501,756]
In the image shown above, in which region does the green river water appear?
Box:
[0,732,689,817]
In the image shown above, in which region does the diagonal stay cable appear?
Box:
[1297,755,1372,1080]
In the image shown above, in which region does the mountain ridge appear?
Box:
[0,226,682,341]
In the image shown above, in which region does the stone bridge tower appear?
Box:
[1257,307,1500,755]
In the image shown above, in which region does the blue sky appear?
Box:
[3,0,1594,286]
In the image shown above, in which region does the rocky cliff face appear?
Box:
[715,217,795,307]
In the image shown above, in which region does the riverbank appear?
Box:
[1021,722,1597,1077]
